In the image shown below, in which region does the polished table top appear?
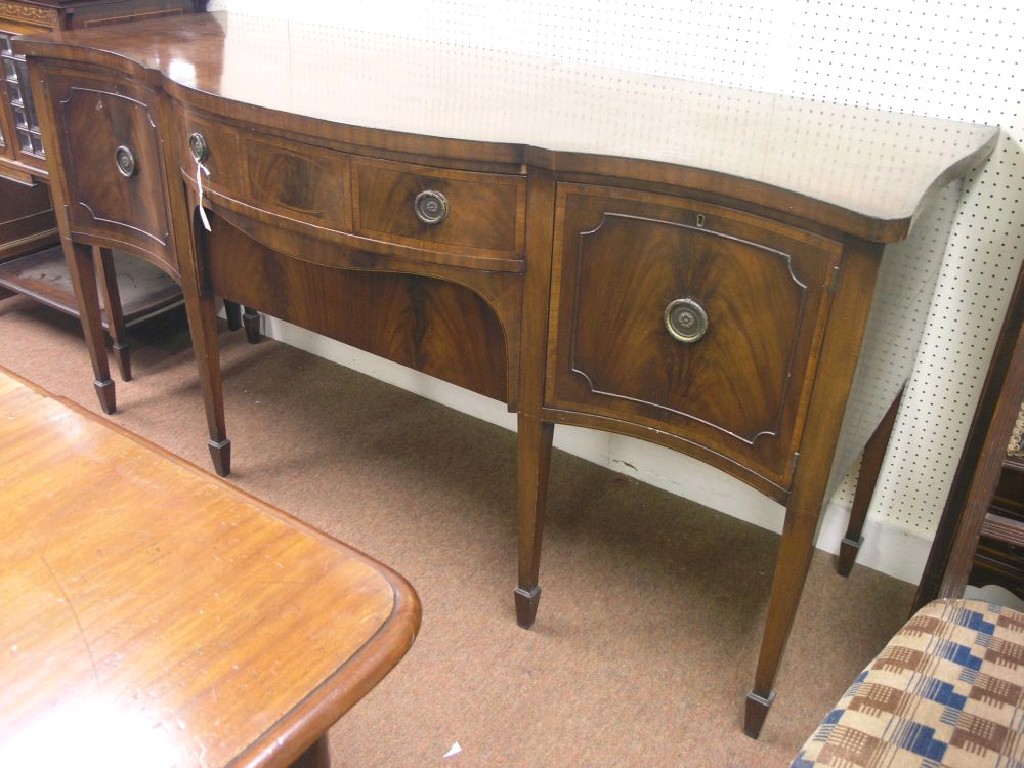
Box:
[19,10,997,239]
[0,368,420,767]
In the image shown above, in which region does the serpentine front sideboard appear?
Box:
[16,12,998,738]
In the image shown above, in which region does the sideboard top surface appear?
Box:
[16,11,998,238]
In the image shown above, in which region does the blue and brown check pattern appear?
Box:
[792,598,1024,767]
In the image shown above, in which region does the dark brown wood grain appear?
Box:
[14,11,999,740]
[743,236,885,737]
[46,71,176,275]
[205,216,509,402]
[352,156,526,256]
[545,183,841,496]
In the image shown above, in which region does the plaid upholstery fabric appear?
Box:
[792,599,1024,768]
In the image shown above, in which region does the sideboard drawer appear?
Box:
[546,183,843,490]
[179,117,525,266]
[179,113,352,233]
[351,156,525,260]
[45,71,175,275]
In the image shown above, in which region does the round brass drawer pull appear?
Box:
[414,189,449,225]
[188,132,209,163]
[114,145,137,178]
[664,298,709,343]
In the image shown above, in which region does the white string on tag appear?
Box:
[195,159,212,232]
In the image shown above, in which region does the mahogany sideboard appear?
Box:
[16,12,998,738]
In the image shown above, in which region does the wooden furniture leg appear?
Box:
[65,240,115,413]
[95,246,132,382]
[242,304,261,343]
[181,217,230,476]
[744,239,884,737]
[837,389,903,576]
[515,413,554,628]
[224,298,242,330]
[223,299,260,342]
[744,505,818,737]
[185,286,230,476]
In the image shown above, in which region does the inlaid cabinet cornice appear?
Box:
[16,11,999,738]
[0,2,56,27]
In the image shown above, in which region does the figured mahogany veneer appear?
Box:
[47,71,176,276]
[204,219,510,402]
[16,11,998,739]
[548,184,841,496]
[351,156,526,260]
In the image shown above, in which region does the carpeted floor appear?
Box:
[0,294,917,767]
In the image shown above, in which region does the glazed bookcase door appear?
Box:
[0,32,8,158]
[0,21,47,175]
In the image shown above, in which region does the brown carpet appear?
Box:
[0,294,916,767]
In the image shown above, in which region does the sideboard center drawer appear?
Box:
[351,156,525,259]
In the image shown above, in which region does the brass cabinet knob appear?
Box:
[188,132,209,163]
[413,189,449,225]
[664,298,709,343]
[115,145,137,178]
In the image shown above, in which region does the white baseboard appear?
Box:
[258,314,930,585]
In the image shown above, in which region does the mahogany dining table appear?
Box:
[0,366,420,767]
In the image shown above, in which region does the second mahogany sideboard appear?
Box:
[16,12,998,737]
[0,1,206,380]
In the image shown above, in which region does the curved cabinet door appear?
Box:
[43,70,176,278]
[546,183,843,495]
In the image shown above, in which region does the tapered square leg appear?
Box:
[743,690,775,738]
[94,377,116,415]
[208,437,231,477]
[514,586,541,629]
[66,241,116,414]
[516,414,553,629]
[95,247,132,382]
[837,391,902,576]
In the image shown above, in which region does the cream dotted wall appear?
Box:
[207,0,1023,583]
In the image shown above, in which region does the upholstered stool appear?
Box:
[792,598,1024,767]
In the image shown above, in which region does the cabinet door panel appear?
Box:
[46,72,175,276]
[546,183,842,491]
